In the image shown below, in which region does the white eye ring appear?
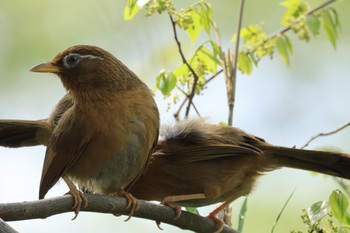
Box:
[63,53,103,68]
[63,53,82,68]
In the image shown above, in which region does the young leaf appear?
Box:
[276,36,290,65]
[156,70,177,96]
[173,64,189,77]
[237,51,253,75]
[124,0,141,21]
[186,10,202,43]
[185,207,199,215]
[323,9,338,49]
[306,14,321,36]
[329,189,349,225]
[284,35,293,53]
[307,201,328,224]
[198,2,213,35]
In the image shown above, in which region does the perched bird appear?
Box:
[2,87,350,230]
[129,119,350,230]
[0,45,159,218]
[2,114,350,231]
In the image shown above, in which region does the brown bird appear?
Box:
[0,45,159,218]
[2,101,350,230]
[128,119,350,230]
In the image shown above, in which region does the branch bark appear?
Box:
[0,194,239,233]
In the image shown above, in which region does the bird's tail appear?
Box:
[0,119,50,147]
[264,145,350,179]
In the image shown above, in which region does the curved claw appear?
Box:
[112,191,139,221]
[161,199,182,220]
[206,212,224,233]
[63,174,88,220]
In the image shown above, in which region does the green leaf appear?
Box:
[237,51,253,75]
[190,45,220,74]
[173,64,189,77]
[307,201,328,224]
[323,9,338,49]
[238,197,248,232]
[247,52,258,66]
[210,40,221,59]
[330,8,341,29]
[276,36,290,65]
[185,207,199,215]
[198,3,212,35]
[124,0,141,21]
[329,189,350,225]
[156,70,177,96]
[186,10,202,43]
[306,14,321,36]
[284,35,293,53]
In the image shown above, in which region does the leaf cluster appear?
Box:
[292,190,350,233]
[124,0,341,117]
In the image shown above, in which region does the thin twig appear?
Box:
[205,69,224,84]
[250,0,336,53]
[300,120,350,149]
[191,102,201,117]
[173,97,188,121]
[169,14,200,118]
[213,0,338,79]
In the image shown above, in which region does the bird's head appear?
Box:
[30,45,142,92]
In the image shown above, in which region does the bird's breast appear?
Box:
[65,88,159,195]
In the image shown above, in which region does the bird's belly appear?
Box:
[67,131,144,195]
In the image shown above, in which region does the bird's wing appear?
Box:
[0,119,50,147]
[39,119,92,199]
[156,143,262,164]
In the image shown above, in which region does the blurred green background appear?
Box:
[0,0,350,232]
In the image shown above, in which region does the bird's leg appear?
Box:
[156,193,208,229]
[162,193,207,219]
[62,174,88,220]
[206,197,237,233]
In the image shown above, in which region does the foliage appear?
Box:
[124,0,341,118]
[291,190,350,233]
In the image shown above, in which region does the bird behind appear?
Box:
[129,119,350,228]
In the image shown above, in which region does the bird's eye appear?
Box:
[63,53,82,68]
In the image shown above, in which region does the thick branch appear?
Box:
[0,194,239,233]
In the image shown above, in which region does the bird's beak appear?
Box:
[30,62,60,73]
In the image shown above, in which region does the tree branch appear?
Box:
[300,120,350,149]
[213,0,338,79]
[0,194,239,233]
[226,0,245,126]
[0,218,18,233]
[250,0,337,53]
[169,14,200,118]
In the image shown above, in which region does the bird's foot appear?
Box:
[112,191,139,221]
[64,188,88,220]
[161,198,182,219]
[206,211,224,233]
[63,174,88,220]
